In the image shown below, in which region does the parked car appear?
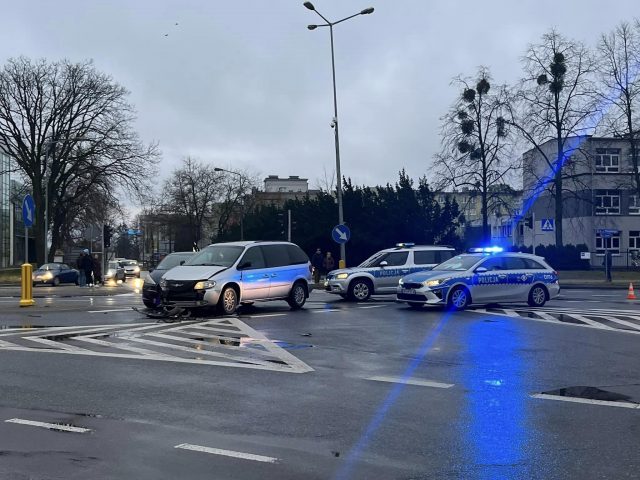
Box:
[324,243,456,301]
[397,247,560,310]
[32,263,79,286]
[142,251,194,308]
[104,261,126,284]
[160,241,313,314]
[120,259,141,278]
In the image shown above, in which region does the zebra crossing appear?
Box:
[475,305,640,335]
[0,317,313,373]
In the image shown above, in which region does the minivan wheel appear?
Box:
[287,282,307,310]
[348,279,372,302]
[218,286,238,315]
[528,285,547,307]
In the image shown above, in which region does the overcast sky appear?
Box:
[1,0,636,190]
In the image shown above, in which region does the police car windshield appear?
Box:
[358,252,387,268]
[185,245,244,267]
[432,255,481,271]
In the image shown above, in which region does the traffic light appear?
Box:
[103,225,113,248]
[524,217,533,229]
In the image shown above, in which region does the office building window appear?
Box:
[630,231,640,250]
[595,190,620,215]
[595,232,620,255]
[595,148,620,173]
[630,195,640,215]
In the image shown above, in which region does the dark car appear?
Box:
[32,263,79,286]
[142,251,194,308]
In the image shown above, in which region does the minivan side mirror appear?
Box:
[379,261,388,267]
[238,261,252,270]
[475,267,488,273]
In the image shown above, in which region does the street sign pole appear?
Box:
[24,226,28,264]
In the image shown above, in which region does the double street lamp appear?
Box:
[303,2,374,268]
[214,167,245,241]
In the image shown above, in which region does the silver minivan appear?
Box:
[159,241,313,314]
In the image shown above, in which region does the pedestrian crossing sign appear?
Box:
[541,218,554,231]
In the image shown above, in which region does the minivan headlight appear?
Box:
[194,280,216,290]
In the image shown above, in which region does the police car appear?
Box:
[324,244,456,301]
[396,247,560,310]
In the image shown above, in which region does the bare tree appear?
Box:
[597,20,640,198]
[214,169,258,241]
[434,67,514,242]
[0,57,158,264]
[507,30,599,247]
[163,157,222,246]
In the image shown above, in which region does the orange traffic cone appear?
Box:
[628,283,637,300]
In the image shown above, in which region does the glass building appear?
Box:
[0,151,11,267]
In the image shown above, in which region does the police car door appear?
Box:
[502,256,533,302]
[473,256,509,303]
[375,251,410,293]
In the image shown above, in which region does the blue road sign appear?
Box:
[332,224,351,244]
[541,218,554,231]
[22,195,35,228]
[598,228,619,238]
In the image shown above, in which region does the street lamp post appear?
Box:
[304,2,374,268]
[214,167,245,241]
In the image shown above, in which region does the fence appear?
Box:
[586,250,640,270]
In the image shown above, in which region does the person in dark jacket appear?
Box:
[77,251,86,287]
[311,248,323,284]
[323,251,335,275]
[81,249,94,287]
[92,254,102,286]
[603,250,613,282]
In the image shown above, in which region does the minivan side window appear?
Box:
[239,247,266,270]
[261,245,291,268]
[286,245,309,265]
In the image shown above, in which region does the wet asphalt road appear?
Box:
[0,285,638,479]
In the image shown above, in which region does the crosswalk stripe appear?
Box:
[589,315,640,331]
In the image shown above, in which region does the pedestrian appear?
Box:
[311,248,323,284]
[81,249,94,287]
[76,251,86,287]
[603,250,613,282]
[323,251,335,275]
[92,254,102,286]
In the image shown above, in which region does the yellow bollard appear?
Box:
[338,259,346,269]
[19,263,36,307]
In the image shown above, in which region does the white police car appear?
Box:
[324,244,456,301]
[396,247,560,310]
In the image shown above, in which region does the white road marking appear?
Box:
[5,418,92,433]
[311,309,340,313]
[174,443,279,463]
[590,315,640,331]
[243,313,287,318]
[531,393,640,409]
[366,376,454,389]
[591,294,619,297]
[88,308,134,313]
[357,305,388,309]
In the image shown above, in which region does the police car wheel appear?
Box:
[287,282,307,310]
[528,285,547,307]
[448,286,470,311]
[348,279,371,301]
[218,286,238,315]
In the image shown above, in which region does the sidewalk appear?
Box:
[0,284,136,298]
[558,270,640,289]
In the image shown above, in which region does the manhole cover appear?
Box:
[541,386,636,403]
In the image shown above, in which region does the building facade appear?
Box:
[521,136,640,265]
[253,175,320,207]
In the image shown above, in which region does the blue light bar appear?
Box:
[396,243,415,248]
[468,246,504,254]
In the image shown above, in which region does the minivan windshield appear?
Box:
[157,253,193,270]
[185,245,244,267]
[432,254,482,272]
